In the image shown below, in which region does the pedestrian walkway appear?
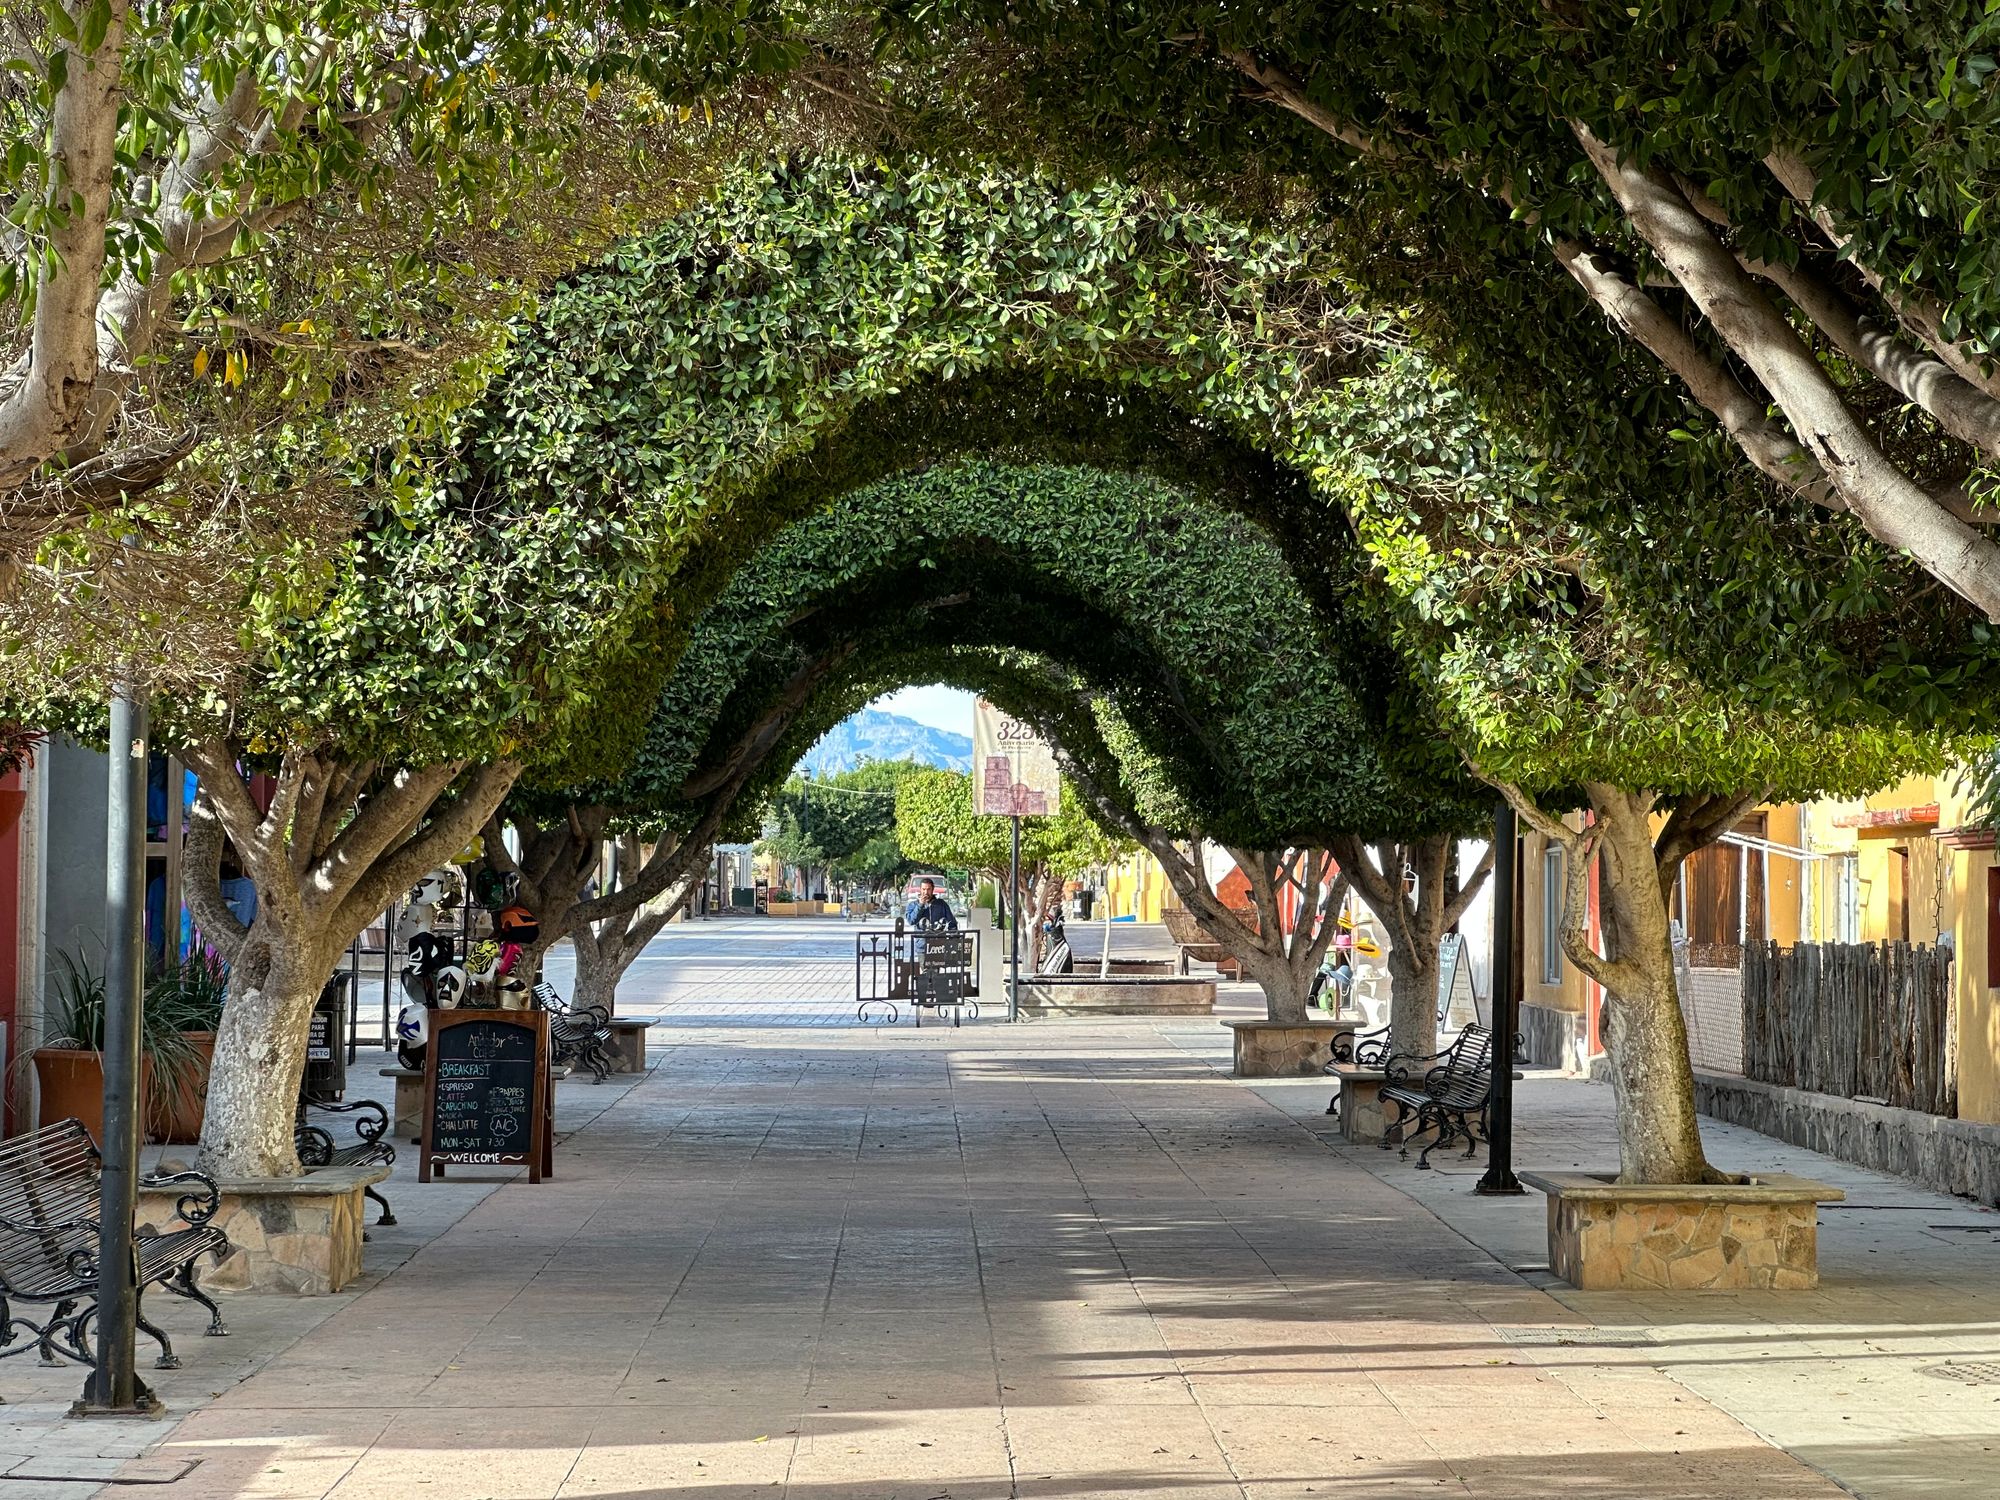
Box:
[69,1043,1836,1495]
[11,921,2000,1499]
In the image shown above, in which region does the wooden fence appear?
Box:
[1740,940,1956,1117]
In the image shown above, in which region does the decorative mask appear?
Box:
[432,965,468,1009]
[407,870,452,909]
[395,1002,430,1046]
[494,904,540,946]
[465,939,501,984]
[394,903,435,948]
[495,974,531,1011]
[405,930,452,976]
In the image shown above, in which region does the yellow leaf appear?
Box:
[192,347,209,378]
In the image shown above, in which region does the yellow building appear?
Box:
[1515,803,1810,1074]
[1795,774,2000,1120]
[1102,848,1171,922]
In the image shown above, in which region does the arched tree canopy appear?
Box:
[564,456,1489,849]
[156,153,1967,832]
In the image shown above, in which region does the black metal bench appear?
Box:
[534,982,615,1082]
[1321,1024,1391,1119]
[296,1095,397,1229]
[1327,1024,1390,1069]
[0,1119,230,1369]
[1378,1022,1495,1170]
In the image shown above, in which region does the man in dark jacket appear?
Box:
[904,877,958,930]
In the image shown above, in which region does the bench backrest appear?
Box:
[0,1119,103,1292]
[1431,1024,1494,1105]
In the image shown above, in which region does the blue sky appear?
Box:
[869,684,976,737]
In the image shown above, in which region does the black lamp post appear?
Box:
[1477,800,1524,1196]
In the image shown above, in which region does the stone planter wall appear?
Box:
[136,1164,390,1295]
[1522,1170,1842,1291]
[1695,1069,2000,1205]
[1224,1019,1354,1077]
[1020,976,1216,1017]
[1519,1004,1588,1073]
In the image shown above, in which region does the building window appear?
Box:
[1832,853,1860,943]
[1674,813,1768,959]
[1542,843,1564,985]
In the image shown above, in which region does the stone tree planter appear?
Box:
[137,1164,391,1295]
[1521,1171,1844,1290]
[1222,1018,1356,1076]
[1020,975,1215,1017]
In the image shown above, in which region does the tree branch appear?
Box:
[1222,50,1404,159]
[1766,148,2000,404]
[1575,124,2000,620]
[0,0,130,487]
[1441,841,1495,931]
[183,788,247,960]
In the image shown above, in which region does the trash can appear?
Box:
[1076,888,1095,920]
[304,974,349,1098]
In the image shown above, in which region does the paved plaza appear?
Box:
[7,918,2000,1498]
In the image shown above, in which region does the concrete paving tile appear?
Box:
[0,928,1912,1499]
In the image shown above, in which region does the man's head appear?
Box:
[918,878,936,903]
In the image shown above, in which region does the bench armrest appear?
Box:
[0,1207,98,1238]
[138,1169,222,1227]
[294,1122,337,1168]
[1383,1046,1451,1083]
[303,1095,390,1144]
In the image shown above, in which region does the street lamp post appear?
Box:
[1007,814,1021,1022]
[75,684,159,1416]
[1477,801,1524,1196]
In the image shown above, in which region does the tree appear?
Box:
[366,151,1940,1196]
[894,767,1128,962]
[1329,834,1493,1060]
[887,3,2000,721]
[0,0,812,513]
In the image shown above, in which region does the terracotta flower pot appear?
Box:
[145,1031,216,1145]
[34,1048,151,1144]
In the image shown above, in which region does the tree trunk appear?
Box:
[178,742,519,1177]
[1591,800,1724,1186]
[196,925,334,1178]
[570,890,686,1015]
[1384,940,1434,1060]
[1328,834,1492,1064]
[1236,945,1317,1023]
[1497,781,1755,1186]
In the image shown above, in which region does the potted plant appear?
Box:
[32,949,149,1141]
[144,950,228,1144]
[0,725,42,839]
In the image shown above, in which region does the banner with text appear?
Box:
[973,699,1061,817]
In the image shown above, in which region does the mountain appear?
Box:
[800,709,971,775]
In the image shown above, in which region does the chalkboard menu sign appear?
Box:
[419,1010,552,1183]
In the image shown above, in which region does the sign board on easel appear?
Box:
[419,1009,554,1182]
[1437,933,1480,1032]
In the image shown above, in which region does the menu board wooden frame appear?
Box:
[419,1009,554,1183]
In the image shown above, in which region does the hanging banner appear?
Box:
[973,699,1061,816]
